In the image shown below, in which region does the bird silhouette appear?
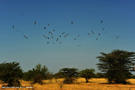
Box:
[34,20,37,25]
[64,33,69,38]
[12,25,15,29]
[43,26,46,30]
[96,37,98,40]
[24,34,29,39]
[91,30,95,34]
[9,19,120,46]
[102,27,104,31]
[61,32,65,35]
[98,33,101,36]
[115,35,120,39]
[100,20,103,24]
[88,32,91,36]
[71,21,74,24]
[56,38,59,42]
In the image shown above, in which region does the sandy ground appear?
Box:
[1,78,135,90]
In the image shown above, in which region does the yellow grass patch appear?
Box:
[1,78,135,90]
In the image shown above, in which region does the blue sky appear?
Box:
[0,0,135,72]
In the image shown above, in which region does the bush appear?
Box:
[0,62,23,86]
[79,69,95,83]
[58,68,78,84]
[23,64,50,84]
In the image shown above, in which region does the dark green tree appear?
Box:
[79,69,95,83]
[0,62,23,86]
[53,72,63,79]
[97,50,135,84]
[23,64,49,84]
[95,72,105,78]
[58,68,78,84]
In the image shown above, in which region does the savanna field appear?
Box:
[1,78,135,90]
[1,0,135,90]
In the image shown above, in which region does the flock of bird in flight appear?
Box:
[11,20,120,46]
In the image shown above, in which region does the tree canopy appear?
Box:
[23,64,50,84]
[58,68,78,84]
[0,62,23,86]
[97,50,135,84]
[79,69,95,83]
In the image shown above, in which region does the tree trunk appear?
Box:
[86,78,89,83]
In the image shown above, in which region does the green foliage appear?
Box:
[53,72,64,79]
[97,50,135,84]
[23,64,50,84]
[58,68,78,84]
[23,70,34,81]
[0,62,23,86]
[79,69,95,83]
[95,72,105,78]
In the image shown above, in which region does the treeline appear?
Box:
[0,49,135,86]
[0,62,104,86]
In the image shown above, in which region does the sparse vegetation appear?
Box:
[57,68,78,84]
[79,68,95,83]
[23,64,50,84]
[0,62,23,86]
[0,49,135,90]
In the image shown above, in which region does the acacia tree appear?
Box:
[58,68,78,84]
[0,62,23,86]
[79,69,95,83]
[23,64,50,84]
[97,50,135,84]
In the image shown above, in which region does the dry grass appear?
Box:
[1,78,135,90]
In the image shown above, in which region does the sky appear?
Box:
[0,0,135,73]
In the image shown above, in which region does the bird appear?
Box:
[88,32,90,36]
[96,37,98,40]
[71,21,74,24]
[12,25,15,29]
[59,35,62,38]
[11,25,30,40]
[48,31,53,35]
[61,32,65,35]
[24,34,29,39]
[9,18,115,47]
[43,26,46,30]
[73,38,77,40]
[91,30,95,34]
[34,20,37,24]
[98,33,101,36]
[115,35,119,39]
[102,27,105,31]
[56,38,59,42]
[100,20,103,24]
[64,33,69,38]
